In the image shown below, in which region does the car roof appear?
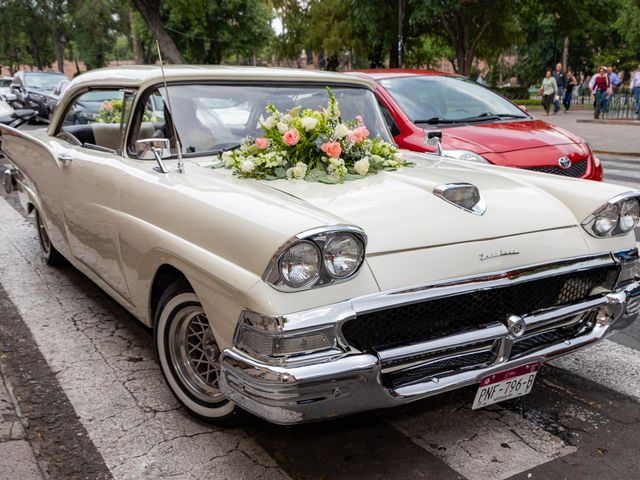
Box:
[348,69,461,80]
[65,65,375,93]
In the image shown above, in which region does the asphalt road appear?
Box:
[1,152,640,480]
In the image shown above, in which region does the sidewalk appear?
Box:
[532,110,640,156]
[0,371,44,480]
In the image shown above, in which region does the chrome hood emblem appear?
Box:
[479,249,520,261]
[433,183,486,215]
[558,156,572,170]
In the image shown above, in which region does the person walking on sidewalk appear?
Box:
[540,69,558,116]
[590,66,611,119]
[631,65,640,118]
[563,69,578,112]
[553,63,565,114]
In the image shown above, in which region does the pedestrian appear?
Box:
[608,66,621,93]
[552,62,565,114]
[563,68,578,112]
[590,66,611,119]
[540,69,558,116]
[631,65,640,117]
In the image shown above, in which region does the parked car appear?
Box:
[0,76,18,105]
[1,66,638,425]
[10,71,67,121]
[348,70,603,180]
[46,78,70,119]
[0,99,36,128]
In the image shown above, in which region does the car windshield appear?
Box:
[0,79,11,87]
[151,84,392,156]
[25,73,65,91]
[378,76,528,124]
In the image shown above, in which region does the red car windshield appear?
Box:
[378,76,528,125]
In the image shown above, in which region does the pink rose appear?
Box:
[349,126,370,144]
[255,137,269,149]
[321,142,342,159]
[102,101,113,112]
[283,129,301,146]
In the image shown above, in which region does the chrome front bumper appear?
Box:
[220,259,640,425]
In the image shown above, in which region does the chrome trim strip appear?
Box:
[377,324,508,364]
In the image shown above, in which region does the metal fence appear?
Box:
[527,93,639,119]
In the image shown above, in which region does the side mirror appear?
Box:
[136,138,171,173]
[425,130,443,156]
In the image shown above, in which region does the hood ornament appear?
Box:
[433,183,487,215]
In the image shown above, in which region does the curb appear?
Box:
[594,150,640,158]
[577,119,640,126]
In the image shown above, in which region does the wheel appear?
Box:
[35,209,64,266]
[155,281,246,425]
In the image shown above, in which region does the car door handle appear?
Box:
[58,153,73,164]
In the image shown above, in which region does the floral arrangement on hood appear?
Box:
[220,88,412,183]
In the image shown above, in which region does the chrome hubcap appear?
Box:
[168,306,225,404]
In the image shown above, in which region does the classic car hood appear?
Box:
[257,155,579,255]
[439,119,584,154]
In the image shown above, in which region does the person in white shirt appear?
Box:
[631,65,640,116]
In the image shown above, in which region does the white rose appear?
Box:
[240,160,255,173]
[277,122,289,134]
[262,114,277,129]
[301,116,318,131]
[292,161,307,179]
[393,152,404,162]
[354,157,370,175]
[334,123,350,139]
[221,151,234,168]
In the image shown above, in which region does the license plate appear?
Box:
[472,362,539,409]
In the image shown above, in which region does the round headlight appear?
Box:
[619,198,640,232]
[593,203,620,236]
[323,234,364,279]
[279,241,321,287]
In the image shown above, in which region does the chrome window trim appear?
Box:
[581,190,640,238]
[262,225,368,292]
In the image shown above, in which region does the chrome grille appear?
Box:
[526,159,588,178]
[342,266,618,352]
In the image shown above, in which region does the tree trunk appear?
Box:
[51,22,65,73]
[130,0,185,64]
[562,36,569,70]
[129,9,144,64]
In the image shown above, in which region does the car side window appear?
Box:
[58,90,129,153]
[377,100,401,137]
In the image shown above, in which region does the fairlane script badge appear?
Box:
[479,249,520,261]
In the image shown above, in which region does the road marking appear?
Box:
[550,339,640,401]
[383,394,576,480]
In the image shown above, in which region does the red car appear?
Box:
[348,69,602,181]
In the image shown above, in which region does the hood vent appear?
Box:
[433,183,486,215]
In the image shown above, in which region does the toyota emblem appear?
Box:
[558,156,572,170]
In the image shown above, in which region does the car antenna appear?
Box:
[155,40,184,174]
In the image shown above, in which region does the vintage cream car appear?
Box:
[1,66,640,425]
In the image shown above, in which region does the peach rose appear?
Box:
[321,141,342,159]
[349,126,370,144]
[283,129,300,146]
[255,137,269,149]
